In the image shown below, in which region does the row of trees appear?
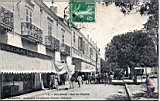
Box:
[104,0,159,78]
[105,31,158,76]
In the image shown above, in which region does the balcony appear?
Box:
[0,6,14,32]
[21,22,43,43]
[45,35,60,51]
[60,43,71,56]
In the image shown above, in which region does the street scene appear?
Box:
[0,0,159,100]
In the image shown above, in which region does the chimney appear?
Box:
[50,6,57,14]
[87,35,89,40]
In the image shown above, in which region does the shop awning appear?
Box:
[54,62,76,75]
[54,62,68,75]
[0,50,56,73]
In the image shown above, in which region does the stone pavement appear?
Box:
[7,84,129,100]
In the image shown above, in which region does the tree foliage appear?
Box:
[143,0,159,51]
[105,31,158,71]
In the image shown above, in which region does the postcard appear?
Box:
[0,0,159,100]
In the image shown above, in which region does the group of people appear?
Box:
[95,72,114,84]
[103,72,114,85]
[70,73,93,89]
[49,74,59,89]
[48,72,156,98]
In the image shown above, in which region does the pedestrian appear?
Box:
[145,75,156,97]
[109,72,113,84]
[104,72,109,85]
[52,75,57,89]
[81,74,84,84]
[49,75,54,89]
[77,75,82,87]
[95,73,98,84]
[70,75,75,89]
[55,75,59,90]
[97,73,100,84]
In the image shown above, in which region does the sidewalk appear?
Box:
[112,79,146,85]
[4,89,53,100]
[5,82,79,100]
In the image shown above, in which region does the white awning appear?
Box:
[54,62,68,75]
[0,50,56,73]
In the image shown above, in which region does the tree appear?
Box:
[143,0,159,55]
[105,31,158,77]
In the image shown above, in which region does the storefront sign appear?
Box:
[0,43,51,59]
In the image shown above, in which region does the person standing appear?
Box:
[104,72,109,85]
[55,75,59,90]
[70,75,75,89]
[109,72,113,84]
[77,75,82,87]
[49,75,54,89]
[81,75,84,84]
[145,75,156,97]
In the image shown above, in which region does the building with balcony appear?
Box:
[71,27,99,78]
[0,0,100,98]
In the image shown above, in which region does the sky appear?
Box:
[44,1,149,59]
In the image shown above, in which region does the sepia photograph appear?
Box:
[0,0,159,100]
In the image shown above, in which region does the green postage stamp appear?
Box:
[70,0,96,22]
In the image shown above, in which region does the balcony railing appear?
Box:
[0,6,14,32]
[21,22,43,43]
[60,43,71,56]
[45,35,60,51]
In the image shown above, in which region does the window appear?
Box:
[90,47,93,58]
[26,9,28,22]
[30,11,32,23]
[82,40,85,54]
[61,28,65,45]
[62,35,64,43]
[26,8,32,23]
[48,22,52,36]
[73,32,76,43]
[47,17,53,36]
[61,28,65,33]
[62,34,64,44]
[78,37,83,51]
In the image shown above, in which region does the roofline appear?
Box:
[34,0,98,51]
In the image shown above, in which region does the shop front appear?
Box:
[80,62,96,84]
[0,43,55,98]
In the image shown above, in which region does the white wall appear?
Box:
[37,44,46,54]
[7,32,22,48]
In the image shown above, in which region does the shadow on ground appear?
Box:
[132,92,158,100]
[105,94,129,100]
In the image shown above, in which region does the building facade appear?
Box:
[0,0,100,98]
